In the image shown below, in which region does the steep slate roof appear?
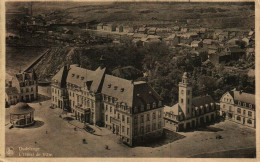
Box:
[6,87,19,96]
[192,95,214,107]
[101,75,162,108]
[15,72,35,82]
[233,90,255,105]
[66,65,106,93]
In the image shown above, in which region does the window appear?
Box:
[87,100,90,107]
[110,107,112,112]
[134,117,138,124]
[243,110,246,115]
[147,114,150,121]
[188,99,190,104]
[127,117,130,123]
[243,103,246,107]
[247,119,252,124]
[238,101,241,105]
[237,108,241,114]
[73,101,75,107]
[153,112,156,120]
[187,90,190,95]
[181,99,183,103]
[158,101,162,107]
[152,123,156,130]
[58,90,59,95]
[110,117,112,123]
[248,111,252,117]
[134,128,138,135]
[127,128,129,135]
[158,111,162,118]
[122,115,125,122]
[237,116,241,121]
[31,87,33,92]
[114,109,116,114]
[26,88,29,92]
[147,104,150,110]
[158,121,162,129]
[55,89,56,94]
[140,126,144,134]
[118,113,120,120]
[141,115,144,123]
[146,125,150,132]
[249,104,252,108]
[153,102,156,108]
[21,89,23,93]
[122,126,125,132]
[106,115,108,121]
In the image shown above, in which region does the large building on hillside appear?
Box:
[51,64,164,146]
[164,72,217,132]
[219,89,255,128]
[5,71,38,107]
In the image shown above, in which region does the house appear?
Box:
[203,39,213,46]
[123,26,135,33]
[213,29,223,39]
[181,28,188,33]
[11,71,38,102]
[242,37,250,47]
[116,25,123,33]
[226,46,245,60]
[137,27,148,34]
[164,34,180,46]
[218,32,229,41]
[164,72,217,132]
[180,32,199,44]
[147,27,157,35]
[5,87,20,107]
[191,40,203,49]
[97,23,104,30]
[220,89,255,128]
[172,26,180,31]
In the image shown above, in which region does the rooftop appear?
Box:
[9,102,35,115]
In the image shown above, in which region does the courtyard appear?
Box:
[5,98,255,158]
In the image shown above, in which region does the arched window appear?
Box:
[247,119,252,124]
[236,116,241,121]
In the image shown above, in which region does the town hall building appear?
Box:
[164,72,217,131]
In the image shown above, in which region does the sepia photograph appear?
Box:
[4,0,256,158]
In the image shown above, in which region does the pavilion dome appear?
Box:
[9,102,35,115]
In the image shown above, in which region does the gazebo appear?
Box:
[9,102,35,127]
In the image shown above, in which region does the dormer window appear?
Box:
[158,101,162,107]
[153,102,156,108]
[108,84,111,88]
[147,104,150,110]
[141,105,145,111]
[120,88,124,92]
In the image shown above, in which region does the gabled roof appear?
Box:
[66,65,106,93]
[101,75,161,108]
[6,87,19,96]
[192,95,214,107]
[233,90,255,105]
